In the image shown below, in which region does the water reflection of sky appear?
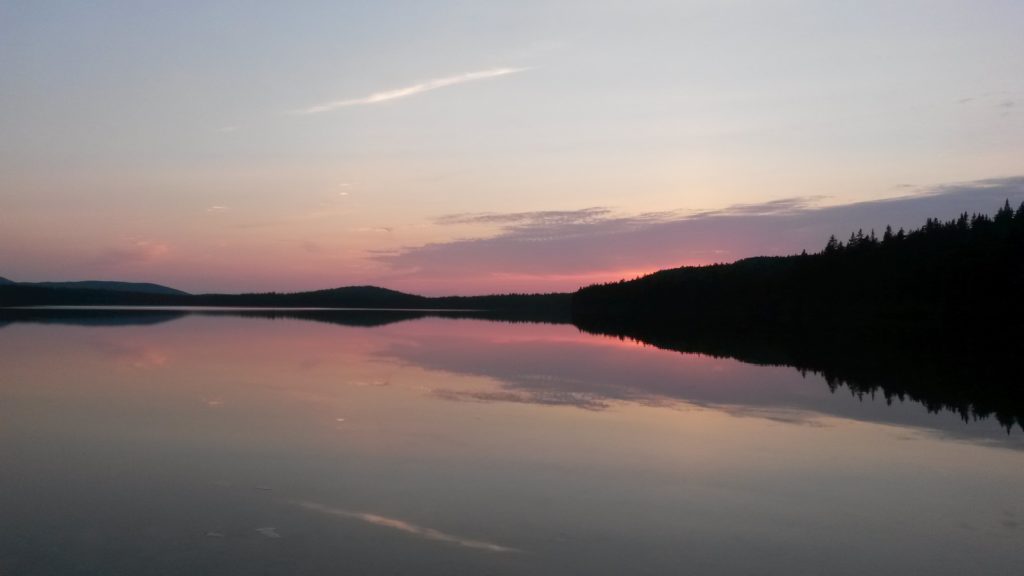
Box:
[1,314,1022,575]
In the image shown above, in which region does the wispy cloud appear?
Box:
[436,207,612,226]
[293,67,529,114]
[292,500,520,553]
[954,91,1020,116]
[206,205,228,213]
[690,196,827,218]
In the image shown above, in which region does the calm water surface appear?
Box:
[1,311,1021,574]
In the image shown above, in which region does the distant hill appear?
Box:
[0,276,13,285]
[196,285,431,308]
[0,282,571,320]
[18,280,190,296]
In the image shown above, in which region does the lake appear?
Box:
[1,309,1021,575]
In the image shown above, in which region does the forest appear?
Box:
[573,200,1024,335]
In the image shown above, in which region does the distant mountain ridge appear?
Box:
[0,281,571,320]
[0,277,187,295]
[20,280,189,296]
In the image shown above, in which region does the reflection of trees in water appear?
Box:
[0,308,568,330]
[0,308,189,327]
[574,317,1024,433]
[5,307,1020,433]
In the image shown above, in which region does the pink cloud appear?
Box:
[93,239,172,268]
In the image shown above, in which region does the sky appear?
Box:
[1,0,1023,295]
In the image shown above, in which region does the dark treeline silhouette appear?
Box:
[0,285,572,322]
[573,200,1024,334]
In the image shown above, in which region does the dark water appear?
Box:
[1,310,1021,575]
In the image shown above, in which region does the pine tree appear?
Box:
[995,199,1014,226]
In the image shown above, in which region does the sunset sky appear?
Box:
[2,1,1023,295]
